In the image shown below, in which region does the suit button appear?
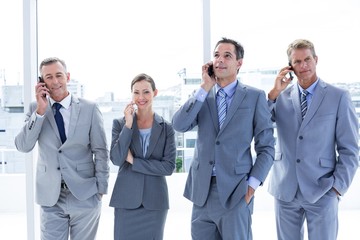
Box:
[59,150,62,153]
[299,136,303,140]
[216,141,220,145]
[209,161,214,165]
[296,159,301,163]
[57,167,60,170]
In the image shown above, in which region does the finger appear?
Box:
[37,88,45,98]
[281,77,292,83]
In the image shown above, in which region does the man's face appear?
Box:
[40,62,70,102]
[290,48,318,85]
[213,43,242,80]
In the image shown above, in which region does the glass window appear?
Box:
[0,0,24,174]
[186,139,196,148]
[0,1,28,239]
[1,1,360,239]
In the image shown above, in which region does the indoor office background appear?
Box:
[1,0,360,239]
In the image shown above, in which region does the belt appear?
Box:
[211,176,216,184]
[61,182,68,189]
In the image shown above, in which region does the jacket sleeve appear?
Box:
[14,102,43,153]
[90,104,110,194]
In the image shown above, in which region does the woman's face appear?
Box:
[131,80,157,110]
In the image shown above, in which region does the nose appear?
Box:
[53,76,60,84]
[300,61,308,68]
[138,93,145,99]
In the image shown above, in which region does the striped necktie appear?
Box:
[300,90,309,120]
[217,88,227,128]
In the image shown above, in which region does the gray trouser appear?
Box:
[191,180,254,240]
[40,188,102,240]
[275,188,339,240]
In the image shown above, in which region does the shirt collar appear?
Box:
[215,80,237,98]
[298,78,319,95]
[50,93,72,109]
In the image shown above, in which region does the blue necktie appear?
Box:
[53,103,66,143]
[217,88,227,128]
[300,90,309,120]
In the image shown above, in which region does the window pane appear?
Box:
[0,1,27,239]
[0,0,25,173]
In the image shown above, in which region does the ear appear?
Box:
[237,59,243,71]
[314,56,318,64]
[153,89,158,97]
[66,72,71,83]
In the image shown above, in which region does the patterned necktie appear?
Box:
[217,88,227,128]
[54,103,66,143]
[300,90,309,120]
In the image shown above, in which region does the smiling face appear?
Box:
[131,79,158,111]
[40,61,70,102]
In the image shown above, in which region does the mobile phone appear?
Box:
[133,103,138,112]
[38,76,47,97]
[288,62,294,80]
[208,64,214,77]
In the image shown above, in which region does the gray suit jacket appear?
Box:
[172,81,275,209]
[268,79,359,203]
[109,113,176,210]
[15,95,109,207]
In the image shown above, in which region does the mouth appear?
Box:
[136,101,147,106]
[299,69,311,74]
[51,86,62,91]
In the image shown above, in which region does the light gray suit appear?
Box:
[15,95,109,239]
[172,81,275,239]
[109,113,176,240]
[268,79,359,240]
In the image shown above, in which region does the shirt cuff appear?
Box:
[194,88,208,102]
[35,112,45,118]
[248,176,261,190]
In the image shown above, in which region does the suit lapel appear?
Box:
[67,96,80,140]
[45,101,60,140]
[145,113,163,158]
[131,115,142,157]
[220,82,246,132]
[206,88,220,131]
[301,79,327,126]
[290,85,303,123]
